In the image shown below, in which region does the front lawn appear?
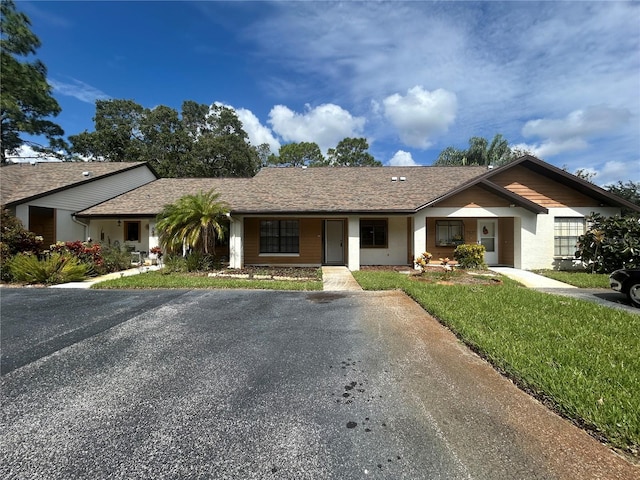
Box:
[533,270,611,288]
[352,269,640,456]
[93,268,322,291]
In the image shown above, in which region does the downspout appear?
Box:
[72,215,90,241]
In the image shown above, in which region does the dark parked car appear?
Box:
[610,269,640,308]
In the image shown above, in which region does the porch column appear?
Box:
[228,214,243,269]
[413,212,427,266]
[347,216,360,271]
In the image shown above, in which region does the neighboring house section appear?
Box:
[0,162,157,247]
[74,155,639,271]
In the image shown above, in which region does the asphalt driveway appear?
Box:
[1,289,637,479]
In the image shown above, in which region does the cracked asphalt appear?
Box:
[1,289,638,479]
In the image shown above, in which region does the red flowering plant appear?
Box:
[50,241,105,275]
[150,246,163,258]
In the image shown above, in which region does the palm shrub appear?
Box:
[454,244,487,269]
[156,189,228,257]
[8,252,88,284]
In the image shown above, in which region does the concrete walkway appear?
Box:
[491,266,639,313]
[50,265,162,289]
[321,266,363,291]
[489,267,577,289]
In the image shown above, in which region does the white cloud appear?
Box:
[522,106,631,142]
[238,1,638,174]
[382,86,457,149]
[519,106,632,158]
[234,108,281,153]
[268,103,365,153]
[388,150,418,166]
[49,78,110,104]
[7,145,65,163]
[593,160,638,187]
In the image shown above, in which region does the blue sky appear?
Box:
[15,0,640,185]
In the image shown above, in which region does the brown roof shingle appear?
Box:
[77,166,489,216]
[0,162,151,206]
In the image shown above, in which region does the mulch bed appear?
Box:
[209,266,321,280]
[361,265,503,286]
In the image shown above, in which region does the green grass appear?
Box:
[533,270,611,288]
[92,271,322,291]
[352,270,640,455]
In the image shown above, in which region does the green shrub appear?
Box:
[8,252,89,284]
[162,254,187,274]
[100,244,132,273]
[50,241,104,275]
[454,243,487,269]
[185,251,220,272]
[576,213,640,273]
[1,208,44,281]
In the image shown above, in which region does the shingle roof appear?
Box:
[77,166,489,216]
[77,178,255,216]
[245,166,489,213]
[0,161,151,206]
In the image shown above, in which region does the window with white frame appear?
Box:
[554,217,585,257]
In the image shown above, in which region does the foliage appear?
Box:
[575,213,640,273]
[69,100,260,178]
[352,270,640,453]
[69,99,145,163]
[454,244,487,269]
[572,168,597,183]
[156,190,228,256]
[0,208,43,257]
[8,252,88,284]
[434,134,527,167]
[268,141,325,167]
[0,0,64,163]
[162,252,219,273]
[415,251,433,268]
[50,240,103,274]
[606,181,640,214]
[0,208,44,281]
[185,251,220,272]
[161,254,188,274]
[326,137,381,166]
[99,244,132,273]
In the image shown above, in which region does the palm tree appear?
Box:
[434,134,524,167]
[156,189,228,256]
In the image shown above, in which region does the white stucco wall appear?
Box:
[359,216,408,266]
[520,207,620,270]
[228,215,244,269]
[347,216,360,271]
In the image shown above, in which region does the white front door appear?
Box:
[478,219,498,265]
[325,220,344,265]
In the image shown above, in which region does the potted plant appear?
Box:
[149,246,163,265]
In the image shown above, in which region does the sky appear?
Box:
[13,0,640,186]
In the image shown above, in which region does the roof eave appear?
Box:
[486,155,640,212]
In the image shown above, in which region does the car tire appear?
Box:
[628,282,640,308]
